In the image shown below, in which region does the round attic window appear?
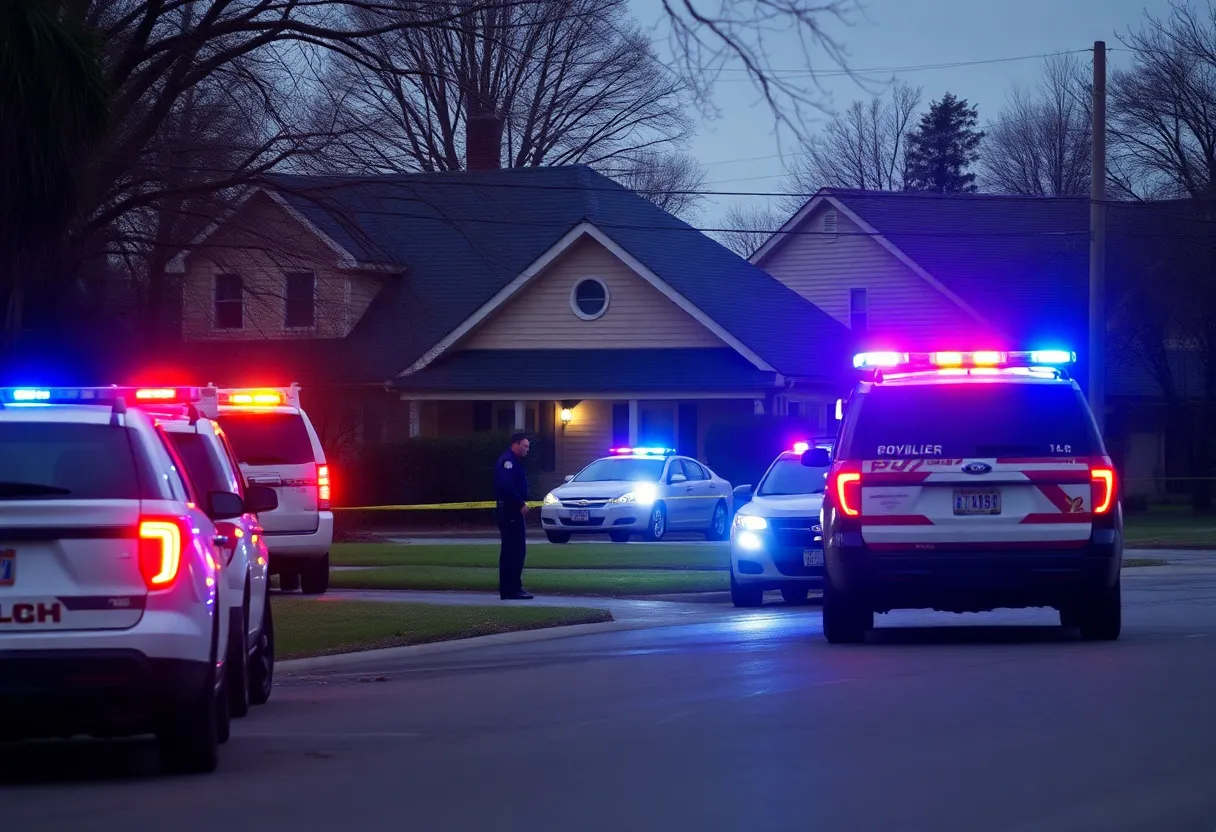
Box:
[570,277,609,320]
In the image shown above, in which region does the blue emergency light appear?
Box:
[852,349,1076,371]
[609,446,675,457]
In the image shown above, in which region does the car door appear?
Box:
[681,459,718,526]
[212,426,268,652]
[664,458,694,528]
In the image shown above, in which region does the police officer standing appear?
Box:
[494,432,532,600]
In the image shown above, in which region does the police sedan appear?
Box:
[728,442,830,607]
[540,447,733,543]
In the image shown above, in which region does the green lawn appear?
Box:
[331,542,728,570]
[1123,512,1216,549]
[329,565,728,596]
[271,597,613,660]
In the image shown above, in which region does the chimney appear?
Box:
[465,100,504,171]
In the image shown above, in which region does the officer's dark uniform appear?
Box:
[493,446,530,598]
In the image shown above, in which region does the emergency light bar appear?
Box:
[0,385,205,406]
[852,350,1076,371]
[609,446,675,457]
[208,382,301,409]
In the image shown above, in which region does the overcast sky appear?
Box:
[627,0,1172,227]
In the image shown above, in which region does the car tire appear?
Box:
[643,503,668,542]
[279,570,300,592]
[546,531,572,544]
[300,553,330,595]
[704,501,729,541]
[157,614,223,774]
[227,601,250,718]
[249,587,275,706]
[781,585,811,605]
[730,568,764,608]
[608,531,631,543]
[1075,579,1122,641]
[822,571,871,644]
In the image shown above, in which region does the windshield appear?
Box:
[573,457,665,483]
[0,423,142,500]
[217,412,314,466]
[843,383,1100,459]
[757,458,828,496]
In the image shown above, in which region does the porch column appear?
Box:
[753,398,765,415]
[408,400,420,438]
[514,400,526,431]
[628,399,639,445]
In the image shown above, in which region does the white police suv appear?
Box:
[145,388,278,716]
[541,447,733,542]
[815,350,1123,644]
[729,441,830,607]
[0,386,250,773]
[206,384,332,595]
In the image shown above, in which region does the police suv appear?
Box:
[729,442,830,607]
[147,388,278,716]
[813,350,1123,644]
[0,386,266,773]
[206,384,332,594]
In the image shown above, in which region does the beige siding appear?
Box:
[462,237,725,349]
[555,399,614,477]
[758,204,987,343]
[180,193,385,341]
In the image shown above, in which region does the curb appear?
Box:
[275,617,654,673]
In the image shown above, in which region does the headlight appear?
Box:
[609,483,659,505]
[543,492,559,506]
[732,514,768,531]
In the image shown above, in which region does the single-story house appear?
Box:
[749,188,1213,497]
[152,163,851,492]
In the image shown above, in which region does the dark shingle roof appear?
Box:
[391,348,778,392]
[259,166,849,382]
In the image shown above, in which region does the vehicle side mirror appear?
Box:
[733,484,753,504]
[801,447,831,467]
[245,484,279,514]
[669,473,687,484]
[206,490,245,521]
[564,475,574,482]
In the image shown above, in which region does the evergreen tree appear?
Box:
[904,93,985,192]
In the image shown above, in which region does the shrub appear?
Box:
[703,416,827,489]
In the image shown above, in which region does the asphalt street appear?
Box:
[5,567,1216,832]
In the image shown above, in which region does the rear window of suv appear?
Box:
[842,382,1100,459]
[0,423,143,500]
[217,413,314,466]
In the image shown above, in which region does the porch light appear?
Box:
[559,407,573,425]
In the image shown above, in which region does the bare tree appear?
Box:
[787,82,922,191]
[715,202,783,258]
[602,150,707,220]
[980,53,1091,196]
[1109,1,1216,199]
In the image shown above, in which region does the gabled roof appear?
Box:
[234,165,851,381]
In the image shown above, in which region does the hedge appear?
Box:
[703,416,830,490]
[341,431,553,508]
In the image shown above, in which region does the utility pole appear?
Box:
[1089,40,1107,435]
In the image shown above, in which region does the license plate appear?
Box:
[570,510,590,522]
[0,549,13,586]
[803,548,824,567]
[954,490,1001,515]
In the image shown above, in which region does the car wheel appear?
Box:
[730,567,764,608]
[249,587,275,706]
[608,531,631,543]
[545,531,572,544]
[1075,579,1122,641]
[781,585,811,605]
[278,570,300,592]
[643,503,668,542]
[822,570,871,644]
[227,600,250,718]
[157,615,223,774]
[300,553,330,595]
[704,501,729,541]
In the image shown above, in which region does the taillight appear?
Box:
[139,517,188,589]
[828,462,862,517]
[317,464,331,510]
[1090,457,1116,515]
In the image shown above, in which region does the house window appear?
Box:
[570,277,609,320]
[849,288,868,332]
[285,271,315,328]
[214,273,243,330]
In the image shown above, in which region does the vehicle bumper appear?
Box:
[540,503,650,534]
[265,511,333,561]
[826,529,1123,612]
[0,649,212,741]
[731,529,824,588]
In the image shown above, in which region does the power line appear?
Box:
[710,49,1094,80]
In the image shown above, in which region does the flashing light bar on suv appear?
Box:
[852,350,1076,371]
[209,383,301,409]
[609,446,675,457]
[0,385,206,406]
